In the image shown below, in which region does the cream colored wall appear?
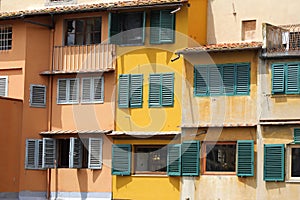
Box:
[207,0,300,44]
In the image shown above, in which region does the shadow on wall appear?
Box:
[207,0,217,44]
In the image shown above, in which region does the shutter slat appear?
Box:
[88,138,102,169]
[167,144,181,176]
[130,74,143,108]
[162,73,174,106]
[69,79,79,102]
[42,138,56,169]
[294,128,300,144]
[93,77,104,102]
[223,65,235,95]
[237,140,254,177]
[30,85,46,107]
[58,79,67,103]
[209,66,222,95]
[0,76,7,97]
[149,74,161,107]
[70,138,82,168]
[286,64,299,94]
[150,11,160,44]
[25,139,37,169]
[182,141,200,176]
[272,64,285,93]
[194,66,208,96]
[160,10,175,43]
[118,74,130,108]
[81,78,92,102]
[112,144,131,175]
[236,64,250,95]
[264,144,285,181]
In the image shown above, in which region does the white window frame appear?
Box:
[45,0,76,6]
[286,144,300,182]
[81,77,104,104]
[0,76,8,97]
[57,78,79,104]
[30,84,47,107]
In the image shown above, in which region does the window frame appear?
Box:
[0,25,12,51]
[0,76,8,97]
[81,77,104,104]
[57,78,79,104]
[286,144,300,182]
[25,139,43,170]
[30,84,47,108]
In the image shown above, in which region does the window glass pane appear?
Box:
[292,148,300,177]
[66,20,76,45]
[122,13,143,44]
[206,144,236,172]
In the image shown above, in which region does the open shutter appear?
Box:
[294,128,300,144]
[149,74,161,107]
[286,64,299,94]
[108,13,120,44]
[237,140,254,177]
[30,85,46,107]
[130,74,143,108]
[209,66,222,95]
[150,10,160,44]
[161,73,174,106]
[69,138,82,168]
[272,64,285,93]
[93,77,104,102]
[182,141,200,176]
[69,79,79,103]
[0,76,8,97]
[25,139,37,169]
[42,138,56,169]
[167,144,181,176]
[160,10,175,43]
[236,64,250,95]
[194,66,208,96]
[112,144,131,175]
[264,144,285,181]
[81,78,92,102]
[57,79,67,103]
[118,74,130,108]
[88,138,102,169]
[222,65,235,95]
[37,140,43,169]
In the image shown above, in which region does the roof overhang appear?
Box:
[40,130,112,135]
[108,131,181,137]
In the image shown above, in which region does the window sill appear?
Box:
[202,172,236,176]
[132,174,168,177]
[285,179,300,183]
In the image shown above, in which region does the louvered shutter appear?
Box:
[150,10,160,44]
[93,77,104,102]
[25,139,37,169]
[57,79,67,103]
[272,64,285,93]
[294,128,300,144]
[88,138,102,169]
[237,140,254,177]
[182,141,200,176]
[81,78,92,102]
[194,66,208,96]
[236,64,250,95]
[222,65,235,95]
[69,138,82,168]
[209,66,222,95]
[30,85,46,107]
[37,140,43,169]
[108,13,120,44]
[118,74,130,108]
[69,79,79,103]
[149,74,161,107]
[286,64,299,94]
[0,76,8,97]
[130,74,143,108]
[112,144,131,175]
[167,144,181,176]
[264,144,285,181]
[160,10,175,43]
[161,73,174,106]
[42,138,56,168]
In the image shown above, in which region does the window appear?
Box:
[272,63,300,94]
[81,77,104,103]
[118,74,143,108]
[264,144,284,181]
[150,10,175,44]
[57,78,79,104]
[289,32,300,49]
[286,129,300,181]
[242,20,256,41]
[202,142,236,174]
[30,84,46,107]
[109,12,146,45]
[65,17,101,46]
[0,76,8,97]
[0,25,12,51]
[149,73,174,107]
[25,137,102,169]
[194,63,250,96]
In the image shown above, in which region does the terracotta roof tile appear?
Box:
[0,0,187,19]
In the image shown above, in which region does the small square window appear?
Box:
[0,25,12,51]
[242,20,256,41]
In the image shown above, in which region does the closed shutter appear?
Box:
[118,74,130,108]
[57,79,67,103]
[0,76,8,97]
[286,64,299,94]
[69,138,82,168]
[222,65,235,95]
[150,10,160,44]
[182,141,200,176]
[42,138,56,169]
[130,74,143,108]
[81,78,92,102]
[167,144,181,176]
[209,66,222,95]
[194,66,208,96]
[236,64,250,95]
[93,77,104,102]
[112,144,131,175]
[88,138,102,169]
[272,64,285,93]
[25,139,37,169]
[108,13,120,44]
[149,74,161,107]
[37,140,43,169]
[160,10,175,43]
[161,73,174,106]
[30,85,46,107]
[264,144,285,181]
[69,79,79,103]
[294,128,300,144]
[237,140,254,177]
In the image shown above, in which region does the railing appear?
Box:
[52,44,116,73]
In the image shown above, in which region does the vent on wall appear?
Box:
[30,84,46,107]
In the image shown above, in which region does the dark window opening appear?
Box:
[292,148,300,177]
[57,139,70,168]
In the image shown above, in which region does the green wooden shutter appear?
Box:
[108,13,120,44]
[294,128,300,144]
[149,74,161,107]
[118,74,130,108]
[194,66,208,96]
[236,64,250,95]
[286,64,299,94]
[272,64,285,93]
[167,144,181,176]
[209,66,222,95]
[69,138,82,168]
[161,73,174,106]
[182,141,200,176]
[42,138,56,169]
[222,65,235,95]
[88,138,102,169]
[130,74,143,108]
[237,140,254,177]
[160,10,175,43]
[112,144,131,175]
[150,10,160,44]
[264,144,285,181]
